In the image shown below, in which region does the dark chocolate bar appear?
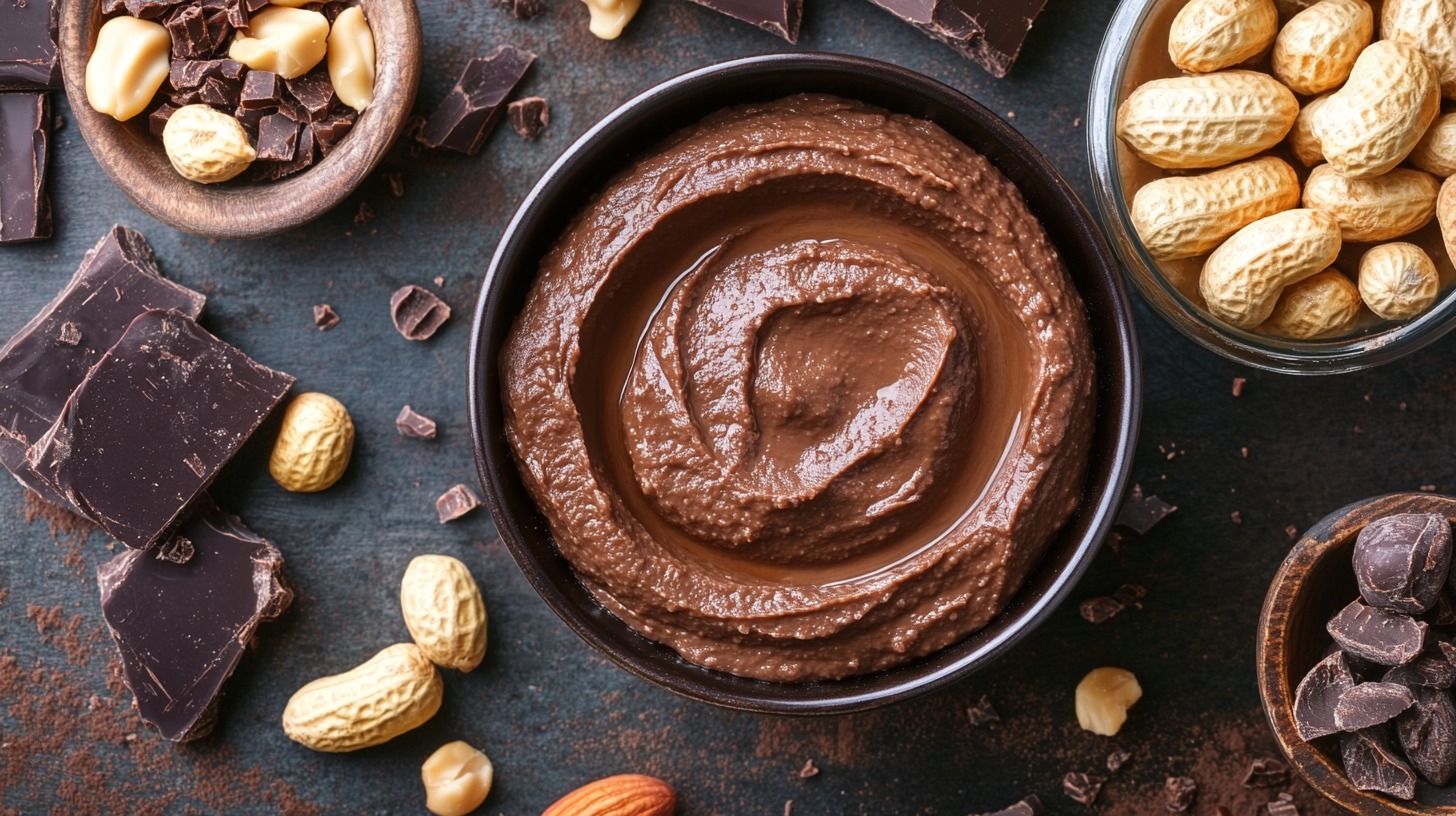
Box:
[0,227,205,510]
[418,46,535,155]
[0,0,59,90]
[684,0,801,42]
[98,498,292,741]
[0,91,50,243]
[28,310,294,550]
[860,0,1048,78]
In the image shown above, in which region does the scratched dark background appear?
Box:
[0,0,1443,813]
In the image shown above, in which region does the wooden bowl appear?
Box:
[57,0,421,239]
[1258,492,1456,815]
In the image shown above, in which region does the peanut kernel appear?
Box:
[580,0,642,39]
[85,17,171,122]
[328,6,376,112]
[229,6,329,79]
[422,741,493,816]
[1075,667,1142,736]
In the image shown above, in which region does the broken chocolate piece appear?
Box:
[1242,758,1289,788]
[508,96,549,140]
[1354,513,1452,614]
[163,3,232,60]
[0,0,59,90]
[1295,650,1359,740]
[491,0,543,18]
[390,285,451,341]
[436,484,480,523]
[966,695,999,726]
[1341,727,1417,800]
[1429,589,1456,626]
[148,102,178,139]
[1061,773,1103,807]
[29,310,294,550]
[418,46,535,155]
[860,0,1048,78]
[255,113,299,162]
[1383,653,1456,690]
[1396,685,1456,785]
[352,200,374,226]
[684,0,802,41]
[1334,682,1416,731]
[1163,776,1197,812]
[0,91,50,243]
[255,124,314,180]
[312,303,339,331]
[395,405,437,439]
[974,796,1043,816]
[1267,793,1299,816]
[284,71,335,121]
[168,58,245,95]
[1116,484,1177,534]
[1107,750,1132,773]
[1329,599,1429,666]
[0,227,205,509]
[380,171,404,198]
[98,498,291,741]
[239,69,281,109]
[310,110,356,157]
[1080,595,1124,623]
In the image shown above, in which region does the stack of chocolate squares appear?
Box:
[0,226,297,741]
[0,0,58,242]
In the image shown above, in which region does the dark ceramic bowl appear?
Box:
[468,53,1142,714]
[1259,493,1456,815]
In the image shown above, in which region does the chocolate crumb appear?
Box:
[353,201,374,226]
[1242,757,1290,788]
[783,801,792,816]
[1107,749,1132,773]
[1116,484,1177,534]
[1286,525,1300,541]
[967,695,1000,726]
[381,171,404,198]
[492,0,544,17]
[797,758,818,779]
[1267,792,1298,815]
[1164,776,1197,812]
[508,96,549,140]
[1232,377,1246,397]
[434,275,445,287]
[390,284,451,341]
[396,405,437,440]
[974,796,1043,816]
[1062,772,1104,806]
[153,534,194,565]
[1232,511,1243,525]
[436,484,480,523]
[1421,484,1438,493]
[313,304,339,331]
[1080,595,1124,623]
[57,321,81,346]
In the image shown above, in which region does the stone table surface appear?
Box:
[0,0,1437,813]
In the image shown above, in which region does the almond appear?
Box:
[542,774,676,816]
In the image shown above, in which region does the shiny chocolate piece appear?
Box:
[255,125,314,180]
[1328,599,1429,666]
[1340,727,1417,800]
[312,303,339,331]
[1116,484,1176,534]
[168,58,245,95]
[28,310,294,550]
[0,0,59,90]
[507,96,549,140]
[98,499,292,741]
[1396,685,1456,785]
[0,227,205,509]
[396,405,437,439]
[163,2,232,60]
[418,46,535,155]
[1354,513,1452,614]
[436,483,480,523]
[685,0,802,41]
[255,113,299,162]
[309,110,355,157]
[284,72,335,121]
[1383,653,1456,690]
[239,70,281,109]
[860,0,1047,78]
[148,102,179,138]
[1295,650,1359,740]
[1334,682,1416,731]
[390,285,451,341]
[0,91,50,243]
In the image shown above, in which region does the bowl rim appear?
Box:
[1086,0,1456,376]
[57,0,422,240]
[1256,491,1456,815]
[467,51,1143,714]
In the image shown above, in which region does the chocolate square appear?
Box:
[0,0,59,91]
[0,91,50,243]
[418,46,535,155]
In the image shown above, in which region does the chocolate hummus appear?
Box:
[501,94,1095,681]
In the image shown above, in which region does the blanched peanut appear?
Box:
[1359,243,1440,320]
[85,17,171,122]
[229,7,329,79]
[423,741,493,816]
[1076,667,1142,736]
[581,0,641,39]
[328,7,376,112]
[1259,268,1362,339]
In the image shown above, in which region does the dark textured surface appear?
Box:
[0,0,1444,812]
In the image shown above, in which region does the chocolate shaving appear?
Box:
[1267,793,1299,816]
[1116,484,1176,534]
[390,285,451,341]
[436,484,480,523]
[797,759,818,779]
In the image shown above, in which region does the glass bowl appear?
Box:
[1087,0,1456,374]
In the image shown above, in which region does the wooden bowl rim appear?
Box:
[1257,492,1456,816]
[57,0,422,239]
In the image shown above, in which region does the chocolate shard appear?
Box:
[507,96,549,140]
[965,694,999,726]
[284,71,335,121]
[0,227,205,509]
[1116,484,1177,534]
[0,0,59,90]
[1396,685,1456,785]
[1334,682,1416,731]
[1383,653,1456,690]
[491,0,543,18]
[168,58,245,94]
[255,113,299,162]
[973,795,1043,816]
[1107,750,1132,773]
[255,124,314,180]
[98,499,292,741]
[1355,513,1452,614]
[390,285,451,341]
[239,69,281,109]
[395,405,437,439]
[418,45,535,155]
[436,483,480,523]
[1079,595,1124,623]
[28,310,294,550]
[1328,599,1429,666]
[860,0,1048,78]
[1061,772,1103,807]
[1164,776,1197,812]
[1241,758,1289,788]
[312,303,339,331]
[309,110,355,157]
[1340,727,1417,800]
[148,102,179,139]
[1294,650,1358,740]
[1267,792,1299,816]
[163,2,232,60]
[0,91,51,243]
[684,0,802,42]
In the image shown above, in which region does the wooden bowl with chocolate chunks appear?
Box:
[57,0,421,239]
[1259,492,1456,815]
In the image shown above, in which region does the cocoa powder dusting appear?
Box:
[26,604,102,666]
